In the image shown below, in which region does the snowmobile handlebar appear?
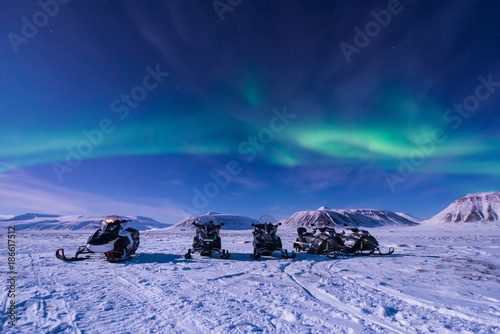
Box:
[252,222,281,227]
[192,222,224,227]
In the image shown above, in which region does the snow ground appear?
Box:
[1,226,499,334]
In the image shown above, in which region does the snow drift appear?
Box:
[3,227,499,333]
[281,207,419,228]
[425,191,500,224]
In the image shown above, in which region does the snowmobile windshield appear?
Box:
[101,221,121,231]
[195,216,222,228]
[100,215,130,231]
[258,215,278,225]
[319,227,338,237]
[256,216,279,236]
[193,216,222,238]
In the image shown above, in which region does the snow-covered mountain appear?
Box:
[395,212,421,224]
[169,212,258,231]
[1,213,60,221]
[0,213,170,231]
[425,191,500,224]
[281,206,419,228]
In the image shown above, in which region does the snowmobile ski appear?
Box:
[55,248,90,261]
[374,247,395,256]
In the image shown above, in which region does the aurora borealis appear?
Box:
[1,0,499,222]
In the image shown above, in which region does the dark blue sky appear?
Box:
[1,0,499,223]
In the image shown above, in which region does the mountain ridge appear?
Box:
[424,191,500,224]
[168,212,258,231]
[281,206,419,228]
[0,213,170,231]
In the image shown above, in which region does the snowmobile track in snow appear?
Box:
[2,229,500,333]
[285,268,406,333]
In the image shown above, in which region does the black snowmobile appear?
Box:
[56,215,140,263]
[341,227,394,256]
[293,224,345,258]
[250,215,295,260]
[184,217,230,259]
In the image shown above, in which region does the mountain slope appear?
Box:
[1,213,60,221]
[281,207,419,228]
[425,191,500,224]
[395,212,421,224]
[0,213,170,231]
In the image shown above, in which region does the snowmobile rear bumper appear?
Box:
[55,248,90,261]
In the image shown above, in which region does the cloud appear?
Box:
[0,171,84,214]
[231,176,267,191]
[0,170,184,223]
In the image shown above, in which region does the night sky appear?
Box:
[1,0,499,223]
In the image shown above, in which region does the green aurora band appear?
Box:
[1,87,498,176]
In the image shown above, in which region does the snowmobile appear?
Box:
[250,215,295,260]
[340,227,394,256]
[293,224,345,258]
[56,215,140,263]
[184,216,230,259]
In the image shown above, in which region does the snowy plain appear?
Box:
[1,224,500,334]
